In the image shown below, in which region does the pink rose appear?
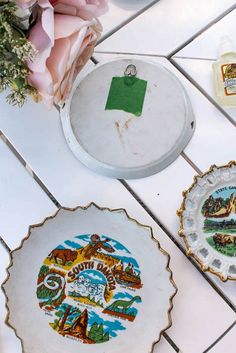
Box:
[28,0,102,107]
[52,0,108,20]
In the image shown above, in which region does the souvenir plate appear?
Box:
[60,58,195,179]
[2,203,177,353]
[178,161,236,281]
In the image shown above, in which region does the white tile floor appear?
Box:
[173,9,236,124]
[173,58,236,123]
[0,139,56,249]
[1,2,236,353]
[99,0,158,35]
[96,0,236,56]
[209,325,236,353]
[176,9,236,60]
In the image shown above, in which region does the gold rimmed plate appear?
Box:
[178,161,236,281]
[2,203,177,353]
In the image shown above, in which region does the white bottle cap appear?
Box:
[218,36,235,56]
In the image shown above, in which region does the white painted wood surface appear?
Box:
[0,1,236,353]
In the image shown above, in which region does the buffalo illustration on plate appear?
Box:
[202,187,236,258]
[178,162,236,281]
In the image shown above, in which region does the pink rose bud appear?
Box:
[28,0,103,107]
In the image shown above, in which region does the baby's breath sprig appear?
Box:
[0,1,38,107]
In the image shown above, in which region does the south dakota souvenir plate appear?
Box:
[178,161,236,281]
[2,203,177,353]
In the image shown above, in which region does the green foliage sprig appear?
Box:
[0,1,37,106]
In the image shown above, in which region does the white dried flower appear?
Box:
[12,41,37,62]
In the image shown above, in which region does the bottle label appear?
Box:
[221,63,236,96]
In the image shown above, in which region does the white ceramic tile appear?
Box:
[0,139,57,250]
[209,324,236,353]
[176,9,236,60]
[128,156,196,238]
[173,57,236,123]
[94,53,236,171]
[182,88,236,171]
[96,0,236,56]
[99,0,157,36]
[0,244,22,353]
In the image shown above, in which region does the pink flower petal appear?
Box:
[28,0,54,72]
[47,38,71,86]
[54,3,77,16]
[54,14,91,39]
[53,0,108,20]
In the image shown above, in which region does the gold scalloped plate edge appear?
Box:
[177,161,236,282]
[1,202,178,353]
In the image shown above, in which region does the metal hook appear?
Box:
[124,64,137,77]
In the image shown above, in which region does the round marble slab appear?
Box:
[3,203,177,353]
[60,58,195,179]
[178,161,236,281]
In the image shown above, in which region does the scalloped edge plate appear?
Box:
[2,203,177,353]
[178,161,236,281]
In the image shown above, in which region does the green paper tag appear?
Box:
[105,76,147,117]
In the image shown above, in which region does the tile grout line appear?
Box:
[0,236,11,253]
[180,151,203,175]
[0,133,61,209]
[167,4,236,59]
[162,332,181,352]
[173,56,216,62]
[90,56,99,65]
[96,0,161,46]
[94,50,167,58]
[203,320,236,353]
[170,58,236,127]
[119,179,236,312]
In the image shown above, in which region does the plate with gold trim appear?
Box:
[2,203,177,353]
[178,161,236,281]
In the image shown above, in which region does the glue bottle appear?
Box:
[213,36,236,106]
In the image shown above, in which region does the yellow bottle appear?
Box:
[213,37,236,106]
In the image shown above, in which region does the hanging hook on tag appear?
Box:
[124,64,137,77]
